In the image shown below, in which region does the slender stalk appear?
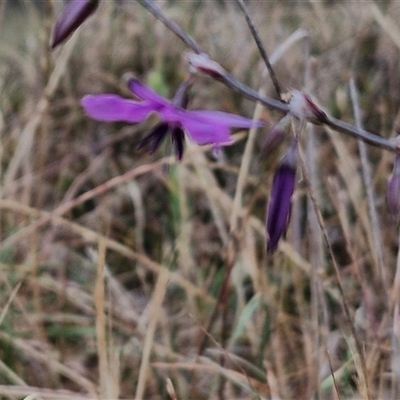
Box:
[303,33,329,398]
[218,72,289,112]
[135,0,203,54]
[235,0,283,100]
[325,114,398,152]
[230,88,265,233]
[327,349,344,400]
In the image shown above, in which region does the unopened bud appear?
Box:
[289,90,327,124]
[51,0,99,49]
[185,52,226,79]
[266,140,298,253]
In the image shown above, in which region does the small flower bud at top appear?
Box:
[266,141,298,253]
[387,154,400,218]
[51,0,99,49]
[263,115,291,155]
[185,52,226,79]
[289,90,327,124]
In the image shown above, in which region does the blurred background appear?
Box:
[1,1,400,399]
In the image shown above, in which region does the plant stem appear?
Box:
[236,0,283,100]
[134,0,400,154]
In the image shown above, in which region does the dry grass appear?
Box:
[1,0,400,399]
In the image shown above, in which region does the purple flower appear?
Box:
[387,154,400,219]
[266,142,297,253]
[51,0,99,49]
[81,78,261,160]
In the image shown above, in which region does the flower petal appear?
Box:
[179,114,233,145]
[159,108,259,145]
[128,79,170,106]
[171,127,185,160]
[81,95,154,123]
[137,123,169,154]
[188,110,262,129]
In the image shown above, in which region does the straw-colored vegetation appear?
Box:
[1,1,400,399]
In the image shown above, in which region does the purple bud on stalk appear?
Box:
[266,141,298,253]
[51,0,99,49]
[387,154,400,219]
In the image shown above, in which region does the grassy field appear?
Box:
[1,1,400,399]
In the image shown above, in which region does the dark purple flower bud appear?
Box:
[266,142,297,253]
[263,115,291,154]
[387,154,400,218]
[51,0,99,49]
